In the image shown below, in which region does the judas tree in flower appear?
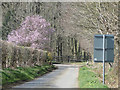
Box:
[8,15,54,51]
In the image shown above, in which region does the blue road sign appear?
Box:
[94,35,114,62]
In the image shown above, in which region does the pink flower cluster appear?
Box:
[8,15,54,50]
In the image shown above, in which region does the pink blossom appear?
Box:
[8,15,54,51]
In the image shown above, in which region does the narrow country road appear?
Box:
[12,64,80,88]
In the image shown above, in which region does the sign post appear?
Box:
[103,35,105,84]
[94,34,114,85]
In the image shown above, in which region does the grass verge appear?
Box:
[1,64,57,88]
[78,66,108,88]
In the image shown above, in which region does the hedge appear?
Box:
[1,40,53,69]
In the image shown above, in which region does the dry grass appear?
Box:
[87,62,118,88]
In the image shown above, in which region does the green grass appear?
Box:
[78,66,108,88]
[1,64,56,86]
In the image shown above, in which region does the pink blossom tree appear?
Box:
[8,15,54,51]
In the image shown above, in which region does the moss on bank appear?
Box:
[1,64,56,88]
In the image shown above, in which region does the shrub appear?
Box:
[1,40,53,69]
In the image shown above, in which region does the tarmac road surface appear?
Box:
[13,64,80,88]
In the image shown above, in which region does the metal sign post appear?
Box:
[103,35,105,84]
[94,34,114,85]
